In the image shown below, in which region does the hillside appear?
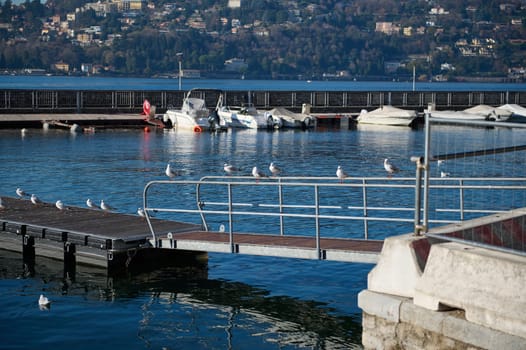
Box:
[0,0,525,81]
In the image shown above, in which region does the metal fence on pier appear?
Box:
[1,89,525,114]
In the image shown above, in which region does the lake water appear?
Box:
[2,123,526,349]
[1,75,526,91]
[1,77,526,349]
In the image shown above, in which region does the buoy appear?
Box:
[193,125,203,133]
[144,126,150,133]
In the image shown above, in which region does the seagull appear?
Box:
[86,198,98,209]
[137,207,146,219]
[16,187,27,198]
[384,158,399,176]
[336,165,348,183]
[440,171,451,178]
[38,294,51,308]
[55,200,65,210]
[223,163,239,175]
[252,166,267,181]
[165,163,177,179]
[269,162,281,176]
[437,160,445,166]
[0,197,5,210]
[30,194,42,205]
[100,200,114,212]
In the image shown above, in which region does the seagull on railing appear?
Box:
[223,163,239,175]
[336,165,348,183]
[137,207,146,220]
[384,158,399,177]
[252,166,267,182]
[269,162,281,176]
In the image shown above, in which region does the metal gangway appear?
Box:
[142,173,526,261]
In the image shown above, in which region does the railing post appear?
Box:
[314,185,321,259]
[411,156,426,235]
[423,110,432,233]
[459,179,465,221]
[362,178,368,240]
[278,179,284,236]
[228,183,235,253]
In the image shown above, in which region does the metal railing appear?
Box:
[142,175,526,251]
[419,114,526,255]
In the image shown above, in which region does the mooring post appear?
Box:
[63,242,76,281]
[22,234,35,264]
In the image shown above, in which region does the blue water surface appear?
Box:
[1,121,526,349]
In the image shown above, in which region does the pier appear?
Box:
[0,89,525,116]
[0,195,383,275]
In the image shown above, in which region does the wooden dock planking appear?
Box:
[156,231,383,263]
[0,197,199,240]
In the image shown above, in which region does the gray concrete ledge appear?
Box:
[360,290,526,350]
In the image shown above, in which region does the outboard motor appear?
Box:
[208,110,221,131]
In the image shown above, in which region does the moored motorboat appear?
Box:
[216,94,271,129]
[163,89,227,132]
[266,107,315,129]
[356,105,417,126]
[425,103,511,122]
[498,104,526,122]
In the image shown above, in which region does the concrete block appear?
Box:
[358,290,406,323]
[414,242,526,339]
[367,233,429,298]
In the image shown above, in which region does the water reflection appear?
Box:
[0,250,362,349]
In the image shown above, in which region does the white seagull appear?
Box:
[38,294,51,308]
[252,166,267,181]
[336,165,348,183]
[100,200,114,212]
[223,163,239,175]
[165,163,177,179]
[384,158,399,176]
[30,194,42,205]
[16,187,27,198]
[440,171,451,178]
[86,198,98,209]
[137,207,146,218]
[437,160,445,167]
[269,162,281,176]
[55,200,65,210]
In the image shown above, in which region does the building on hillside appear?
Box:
[53,62,70,72]
[228,0,241,8]
[375,22,400,35]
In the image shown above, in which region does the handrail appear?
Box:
[143,176,526,250]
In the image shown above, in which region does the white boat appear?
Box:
[356,105,417,126]
[463,104,511,122]
[425,103,511,122]
[216,95,271,129]
[266,107,315,129]
[163,89,227,132]
[498,104,526,122]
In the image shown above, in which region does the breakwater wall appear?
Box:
[1,89,525,115]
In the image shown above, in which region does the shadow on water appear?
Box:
[0,249,363,349]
